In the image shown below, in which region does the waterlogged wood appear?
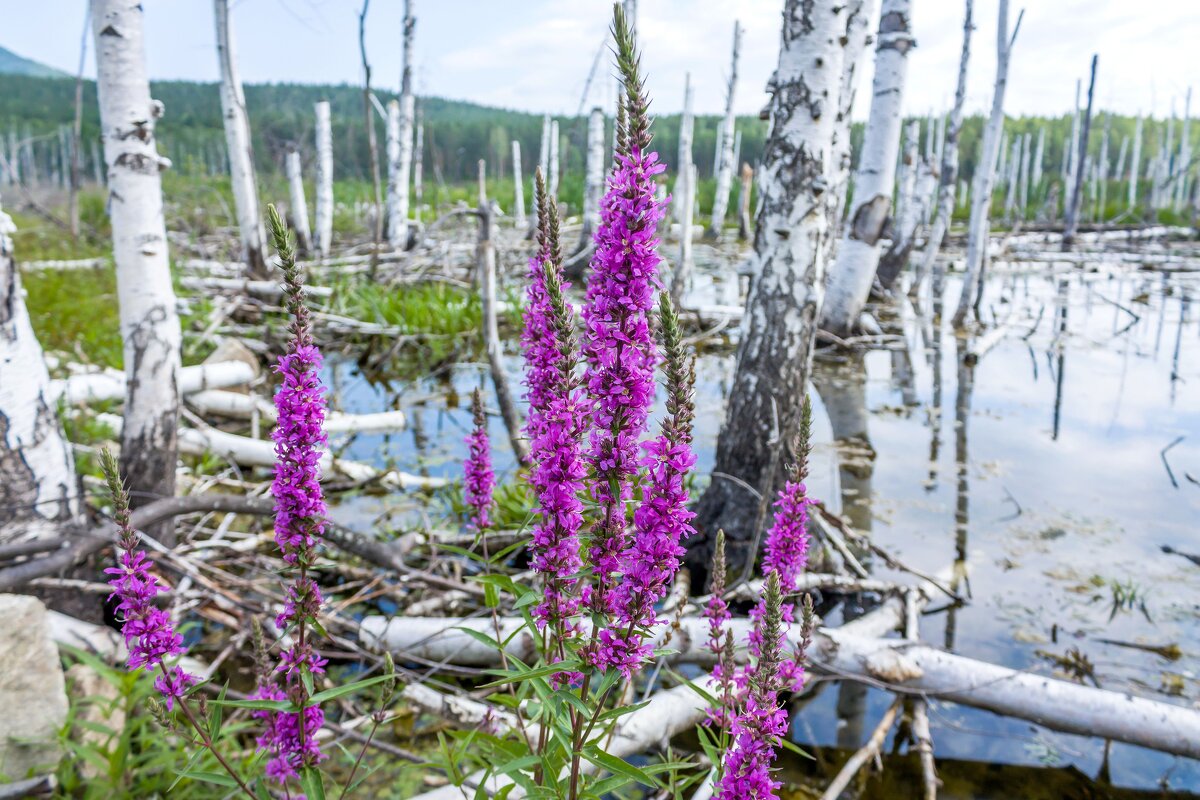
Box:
[285,149,312,254]
[179,276,334,300]
[187,389,407,434]
[213,0,266,278]
[0,211,81,542]
[823,0,916,334]
[49,361,255,405]
[91,0,183,540]
[954,0,1021,327]
[693,0,849,564]
[708,21,742,238]
[314,100,334,258]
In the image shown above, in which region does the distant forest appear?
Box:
[0,72,1192,196]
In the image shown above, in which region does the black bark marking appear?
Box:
[98,25,122,37]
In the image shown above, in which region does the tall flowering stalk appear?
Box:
[527,183,588,633]
[580,3,668,617]
[464,387,495,531]
[591,292,696,675]
[716,572,790,800]
[101,449,195,710]
[705,530,735,734]
[522,169,564,442]
[257,205,329,786]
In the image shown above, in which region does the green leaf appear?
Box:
[300,766,327,800]
[485,583,500,608]
[582,746,657,789]
[208,697,296,712]
[178,770,239,788]
[308,672,394,704]
[480,659,582,689]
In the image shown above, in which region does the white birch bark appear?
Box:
[412,108,424,220]
[878,119,928,290]
[91,0,183,535]
[580,107,605,240]
[548,120,560,199]
[285,149,311,254]
[1129,114,1143,209]
[672,162,696,309]
[1175,88,1191,211]
[390,0,416,250]
[537,114,551,186]
[1018,131,1031,217]
[384,100,403,246]
[708,21,742,238]
[1064,80,1080,188]
[510,139,526,229]
[314,100,333,258]
[1114,135,1129,188]
[691,0,849,552]
[1003,136,1021,219]
[830,0,878,223]
[673,73,694,224]
[822,0,915,334]
[1032,125,1045,189]
[213,0,266,278]
[0,204,81,542]
[1063,54,1097,248]
[912,0,972,297]
[952,0,1021,327]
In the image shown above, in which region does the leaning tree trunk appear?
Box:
[285,149,311,255]
[314,100,333,258]
[689,0,850,577]
[91,0,183,542]
[952,0,1021,329]
[877,119,925,290]
[510,139,526,229]
[672,73,694,224]
[213,0,266,278]
[707,21,742,239]
[388,0,416,250]
[580,106,605,243]
[0,205,82,542]
[821,0,915,336]
[830,0,881,236]
[1063,54,1097,250]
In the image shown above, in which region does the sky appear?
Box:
[6,0,1198,120]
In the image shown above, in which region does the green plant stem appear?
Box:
[160,664,256,799]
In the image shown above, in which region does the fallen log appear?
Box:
[50,361,256,405]
[95,413,442,490]
[363,614,1200,760]
[179,276,334,300]
[186,389,408,434]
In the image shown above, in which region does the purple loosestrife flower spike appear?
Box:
[100,449,195,711]
[717,572,788,800]
[704,530,735,729]
[592,293,697,675]
[464,387,496,531]
[521,169,563,443]
[581,4,668,617]
[528,196,588,635]
[261,204,328,783]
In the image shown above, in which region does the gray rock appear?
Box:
[0,594,69,780]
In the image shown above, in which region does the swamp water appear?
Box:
[322,253,1200,797]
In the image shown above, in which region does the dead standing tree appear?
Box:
[213,0,267,278]
[690,0,851,575]
[358,0,384,251]
[953,0,1022,329]
[708,20,742,239]
[387,0,416,250]
[91,0,183,541]
[1062,54,1098,250]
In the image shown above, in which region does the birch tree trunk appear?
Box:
[737,161,753,240]
[548,120,560,200]
[580,106,605,243]
[952,0,1021,329]
[385,100,403,245]
[1002,136,1021,220]
[672,162,696,309]
[1129,114,1143,209]
[877,119,926,290]
[821,0,915,335]
[91,0,183,540]
[673,73,694,224]
[511,140,526,229]
[1175,88,1191,211]
[389,0,416,250]
[0,204,81,542]
[412,108,424,221]
[1063,54,1097,250]
[707,22,742,239]
[831,0,880,231]
[285,149,311,255]
[912,0,972,298]
[213,0,266,278]
[314,100,334,258]
[1032,124,1045,190]
[690,0,849,574]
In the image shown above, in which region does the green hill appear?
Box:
[0,45,67,79]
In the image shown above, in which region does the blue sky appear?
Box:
[6,0,1197,119]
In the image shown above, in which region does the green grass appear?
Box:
[21,263,123,369]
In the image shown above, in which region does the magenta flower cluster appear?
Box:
[252,683,326,784]
[749,480,811,691]
[272,343,328,563]
[106,546,195,710]
[464,389,495,531]
[716,695,789,799]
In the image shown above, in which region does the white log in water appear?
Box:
[913,0,973,297]
[0,205,81,542]
[673,72,694,224]
[822,0,915,334]
[91,0,184,536]
[510,140,526,228]
[581,107,605,240]
[953,0,1021,328]
[186,389,406,434]
[314,100,333,258]
[389,0,416,250]
[284,149,311,254]
[708,21,742,238]
[49,361,254,405]
[213,0,266,278]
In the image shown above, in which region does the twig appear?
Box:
[818,698,901,800]
[1161,435,1185,489]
